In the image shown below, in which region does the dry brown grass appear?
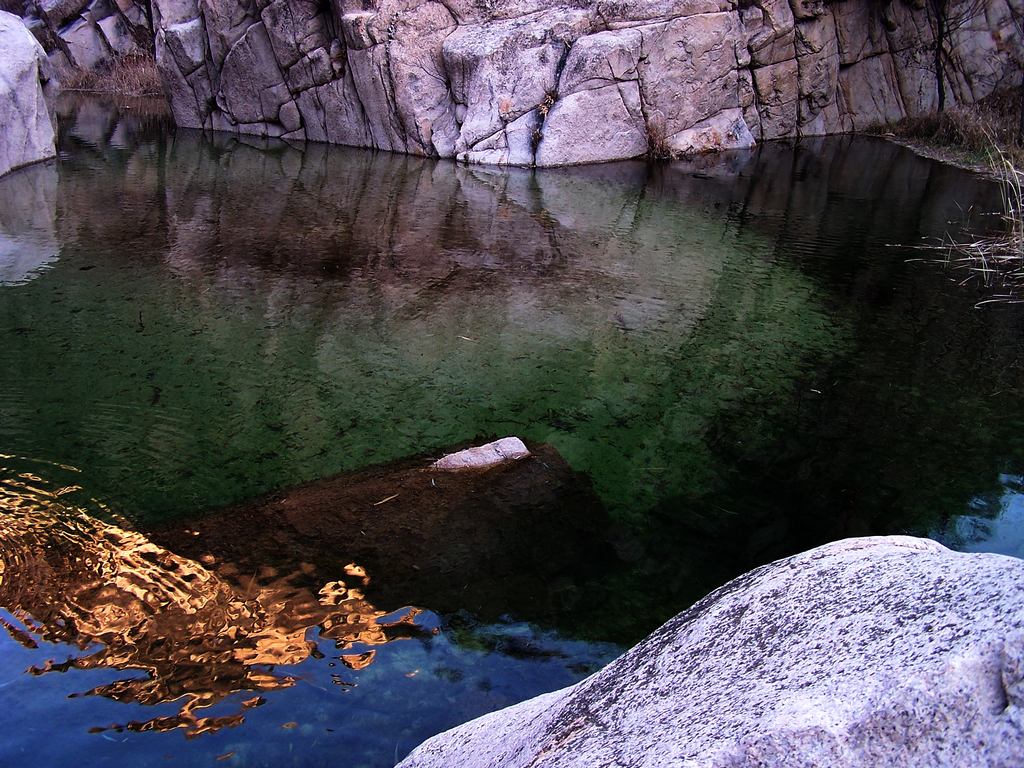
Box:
[908,145,1024,305]
[0,0,26,14]
[880,88,1024,168]
[883,88,1024,304]
[949,149,1024,304]
[646,120,672,162]
[62,54,164,98]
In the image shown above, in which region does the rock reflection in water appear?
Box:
[0,468,431,737]
[0,164,59,286]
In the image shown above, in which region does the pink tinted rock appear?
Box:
[431,438,531,471]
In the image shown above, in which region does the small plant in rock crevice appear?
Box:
[645,120,672,162]
[537,91,556,118]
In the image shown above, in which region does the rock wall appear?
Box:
[398,536,1024,767]
[0,12,57,178]
[152,0,1024,165]
[20,0,152,77]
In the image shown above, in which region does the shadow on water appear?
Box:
[0,94,1023,765]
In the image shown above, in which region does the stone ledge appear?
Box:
[398,535,1024,767]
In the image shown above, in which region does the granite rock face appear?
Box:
[151,0,1024,164]
[0,12,56,178]
[20,0,151,78]
[398,536,1024,767]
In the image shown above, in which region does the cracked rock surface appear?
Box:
[20,0,153,78]
[152,0,1023,165]
[398,536,1024,767]
[0,12,56,178]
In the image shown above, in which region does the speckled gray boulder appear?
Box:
[398,536,1024,767]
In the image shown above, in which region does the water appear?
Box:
[1,95,1022,766]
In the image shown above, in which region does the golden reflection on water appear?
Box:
[0,466,429,737]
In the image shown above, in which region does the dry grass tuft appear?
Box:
[62,54,164,98]
[910,146,1024,305]
[646,121,672,162]
[879,88,1024,304]
[880,88,1024,168]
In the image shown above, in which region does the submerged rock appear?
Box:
[398,536,1024,767]
[0,440,611,735]
[149,0,1023,165]
[150,440,609,625]
[431,437,531,471]
[0,12,56,178]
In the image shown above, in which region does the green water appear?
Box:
[1,96,1022,766]
[2,107,839,530]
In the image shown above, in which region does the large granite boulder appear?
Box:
[398,536,1024,767]
[0,12,56,178]
[149,0,1024,165]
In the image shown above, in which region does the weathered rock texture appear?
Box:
[20,0,152,77]
[431,436,531,470]
[151,0,1024,164]
[0,12,56,178]
[398,536,1024,767]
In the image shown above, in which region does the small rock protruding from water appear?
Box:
[431,438,531,471]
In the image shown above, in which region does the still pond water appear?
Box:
[1,96,1022,766]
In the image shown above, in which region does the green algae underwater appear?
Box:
[0,96,1023,767]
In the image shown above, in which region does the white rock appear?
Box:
[36,0,90,28]
[536,82,648,167]
[217,21,288,125]
[0,12,56,179]
[399,536,1024,768]
[431,437,531,471]
[669,108,756,155]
